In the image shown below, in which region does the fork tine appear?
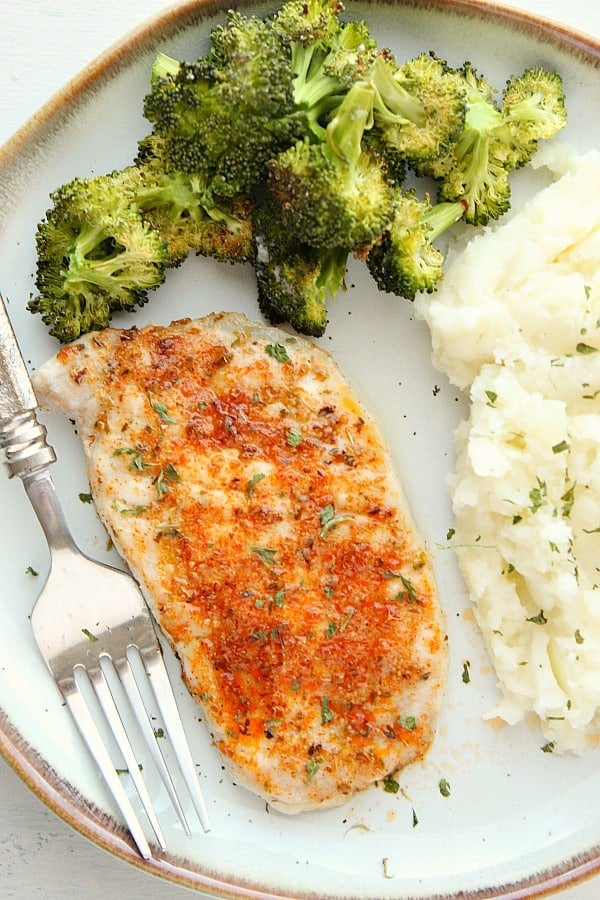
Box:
[140,646,211,832]
[116,653,193,836]
[62,674,154,860]
[90,658,167,851]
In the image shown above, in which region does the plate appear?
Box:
[1,2,599,897]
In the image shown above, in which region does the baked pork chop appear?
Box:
[32,312,446,812]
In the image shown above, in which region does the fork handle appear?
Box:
[0,294,56,478]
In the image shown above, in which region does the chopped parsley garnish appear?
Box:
[446,528,455,541]
[265,342,290,363]
[397,575,418,603]
[78,492,93,504]
[397,715,417,731]
[576,342,599,355]
[462,660,471,684]
[156,463,180,497]
[151,399,177,424]
[382,774,399,794]
[82,627,99,643]
[306,758,321,781]
[273,587,285,607]
[246,472,265,496]
[118,504,147,516]
[527,610,548,625]
[562,484,576,518]
[438,778,451,797]
[25,565,38,577]
[250,546,277,566]
[541,741,555,753]
[575,629,585,644]
[529,478,547,513]
[320,697,334,724]
[287,427,302,447]
[485,390,498,407]
[552,440,569,454]
[319,504,353,537]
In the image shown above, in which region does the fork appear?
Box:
[0,294,210,859]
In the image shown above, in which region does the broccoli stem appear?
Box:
[150,51,181,85]
[316,245,348,295]
[422,200,466,242]
[325,82,374,175]
[368,55,426,127]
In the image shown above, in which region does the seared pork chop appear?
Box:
[32,312,446,812]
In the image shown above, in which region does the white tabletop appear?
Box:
[1,1,600,898]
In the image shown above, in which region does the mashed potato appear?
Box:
[416,147,600,752]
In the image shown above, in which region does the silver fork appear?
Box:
[0,294,210,858]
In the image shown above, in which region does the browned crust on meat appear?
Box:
[38,313,447,811]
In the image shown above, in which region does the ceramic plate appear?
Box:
[1,1,600,897]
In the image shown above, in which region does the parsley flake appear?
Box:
[397,715,417,731]
[306,758,321,782]
[576,342,599,355]
[319,504,353,537]
[527,610,548,625]
[287,427,302,447]
[266,343,290,363]
[382,774,399,794]
[250,546,277,566]
[246,472,265,496]
[151,399,177,424]
[320,697,334,724]
[397,575,418,603]
[438,778,451,797]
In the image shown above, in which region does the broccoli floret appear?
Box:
[252,194,348,336]
[367,52,466,164]
[131,148,255,265]
[273,0,378,139]
[143,11,305,194]
[255,238,347,337]
[267,82,393,249]
[367,189,465,300]
[497,67,567,167]
[28,171,169,342]
[419,63,567,224]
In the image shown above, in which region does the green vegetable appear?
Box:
[417,64,567,225]
[29,0,567,341]
[29,171,169,342]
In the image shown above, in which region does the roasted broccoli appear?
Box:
[267,82,393,249]
[367,190,466,300]
[29,171,169,341]
[143,11,305,195]
[497,67,567,166]
[273,0,377,140]
[366,52,466,165]
[134,138,255,264]
[29,0,569,342]
[254,238,347,337]
[418,64,567,224]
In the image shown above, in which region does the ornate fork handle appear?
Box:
[0,297,56,478]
